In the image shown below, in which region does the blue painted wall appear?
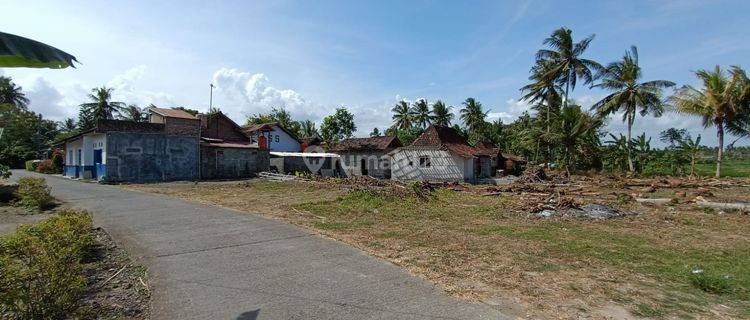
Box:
[64,165,79,178]
[105,132,199,183]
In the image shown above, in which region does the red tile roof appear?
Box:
[149,107,198,120]
[410,125,494,158]
[331,136,402,152]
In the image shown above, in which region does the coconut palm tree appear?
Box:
[59,118,77,132]
[592,46,675,172]
[431,100,454,127]
[122,104,147,122]
[459,98,488,135]
[536,27,602,108]
[412,99,431,129]
[669,65,750,177]
[300,120,319,139]
[0,76,29,107]
[678,134,702,177]
[391,100,412,130]
[521,59,562,133]
[79,87,125,122]
[555,105,603,171]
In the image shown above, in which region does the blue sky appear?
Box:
[2,0,749,146]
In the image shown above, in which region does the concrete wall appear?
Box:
[390,148,473,182]
[270,156,341,176]
[201,147,269,180]
[338,151,392,179]
[105,132,199,182]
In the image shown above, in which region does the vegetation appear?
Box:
[0,164,10,179]
[78,87,125,126]
[15,177,54,211]
[0,209,94,319]
[0,76,29,107]
[320,108,356,146]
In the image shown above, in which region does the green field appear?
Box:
[694,159,750,177]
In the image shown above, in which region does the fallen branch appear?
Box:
[695,201,750,212]
[99,264,128,288]
[138,276,150,292]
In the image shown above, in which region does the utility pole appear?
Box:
[209,83,215,110]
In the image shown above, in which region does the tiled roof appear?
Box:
[149,107,198,120]
[410,125,494,158]
[200,137,257,149]
[242,122,301,143]
[331,136,402,152]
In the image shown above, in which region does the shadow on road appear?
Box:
[236,309,260,320]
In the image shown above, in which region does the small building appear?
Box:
[199,112,269,179]
[243,122,302,152]
[389,125,495,183]
[60,117,200,182]
[498,152,527,175]
[331,136,402,179]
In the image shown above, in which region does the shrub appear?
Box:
[24,160,37,171]
[35,159,56,174]
[0,209,94,319]
[690,270,734,295]
[51,151,64,173]
[15,177,54,211]
[0,164,10,179]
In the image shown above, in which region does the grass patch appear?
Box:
[15,177,54,211]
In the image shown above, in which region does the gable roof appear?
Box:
[242,122,301,143]
[149,107,198,120]
[330,136,402,152]
[200,111,252,141]
[409,125,495,158]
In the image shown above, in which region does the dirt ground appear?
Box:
[125,173,750,319]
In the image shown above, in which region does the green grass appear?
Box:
[694,159,750,177]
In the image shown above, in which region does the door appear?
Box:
[93,149,103,179]
[360,158,368,176]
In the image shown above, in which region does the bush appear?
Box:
[24,160,37,171]
[35,159,56,174]
[0,209,94,319]
[51,151,64,173]
[0,164,10,179]
[690,270,734,295]
[15,177,54,211]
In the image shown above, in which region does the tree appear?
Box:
[77,106,95,131]
[536,27,602,109]
[592,46,675,172]
[171,106,200,116]
[79,87,125,122]
[659,128,689,147]
[391,100,412,130]
[122,104,147,122]
[0,76,29,107]
[0,103,59,168]
[669,65,750,177]
[431,100,454,126]
[300,120,319,139]
[554,105,603,171]
[678,134,702,177]
[320,108,356,145]
[59,118,77,133]
[411,99,431,129]
[521,59,562,138]
[459,98,488,134]
[369,127,381,137]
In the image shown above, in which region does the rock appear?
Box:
[536,209,556,218]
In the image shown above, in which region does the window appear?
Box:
[275,135,279,142]
[419,156,431,168]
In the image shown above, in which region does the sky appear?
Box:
[2,0,749,147]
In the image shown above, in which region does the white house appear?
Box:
[389,125,495,183]
[243,122,302,152]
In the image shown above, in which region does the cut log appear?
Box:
[694,201,750,212]
[635,198,673,205]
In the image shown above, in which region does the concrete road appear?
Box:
[11,171,508,320]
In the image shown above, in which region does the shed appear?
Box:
[330,136,402,179]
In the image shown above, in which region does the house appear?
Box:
[60,116,200,182]
[331,136,402,179]
[498,152,527,175]
[269,151,342,176]
[199,111,269,179]
[389,125,496,183]
[243,122,302,152]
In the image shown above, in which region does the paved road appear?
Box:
[12,171,508,320]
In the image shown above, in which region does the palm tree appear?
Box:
[0,76,29,107]
[391,100,412,130]
[431,100,454,126]
[592,46,675,172]
[412,99,431,129]
[122,104,147,122]
[459,98,488,135]
[79,87,125,122]
[669,65,750,177]
[536,27,602,108]
[300,120,319,139]
[605,134,630,172]
[521,59,562,133]
[59,118,77,132]
[678,134,702,177]
[555,105,603,171]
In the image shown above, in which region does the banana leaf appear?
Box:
[0,31,78,68]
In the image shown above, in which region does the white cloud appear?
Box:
[212,68,322,123]
[22,76,72,120]
[106,65,176,107]
[488,98,533,122]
